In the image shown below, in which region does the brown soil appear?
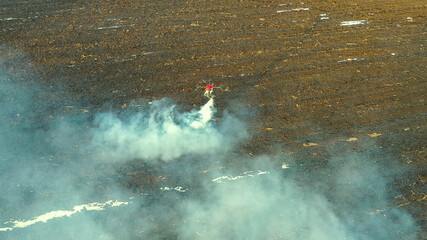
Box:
[1,0,426,237]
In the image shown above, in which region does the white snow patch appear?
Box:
[96,25,120,30]
[161,186,188,193]
[212,170,270,183]
[337,57,366,63]
[0,16,38,21]
[277,8,309,13]
[282,162,290,169]
[340,20,368,26]
[0,200,129,232]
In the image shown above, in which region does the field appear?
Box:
[0,0,425,239]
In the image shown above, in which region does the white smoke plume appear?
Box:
[88,97,247,162]
[175,151,419,240]
[179,174,348,240]
[0,47,421,239]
